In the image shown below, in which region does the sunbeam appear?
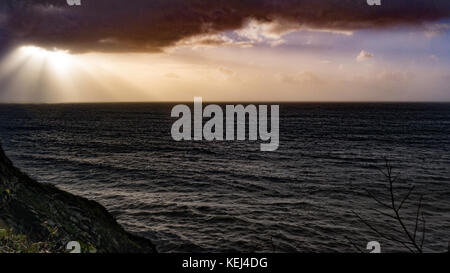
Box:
[0,46,150,103]
[20,46,73,73]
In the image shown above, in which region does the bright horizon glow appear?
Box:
[19,46,76,81]
[0,45,152,103]
[1,22,450,103]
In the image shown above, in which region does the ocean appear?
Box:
[0,103,449,252]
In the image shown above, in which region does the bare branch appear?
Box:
[356,158,427,253]
[373,208,397,220]
[413,195,423,241]
[352,210,415,253]
[366,190,392,210]
[345,236,364,253]
[384,160,423,253]
[420,212,426,250]
[397,185,415,211]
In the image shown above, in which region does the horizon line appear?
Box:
[1,101,450,105]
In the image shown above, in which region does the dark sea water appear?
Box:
[0,103,449,252]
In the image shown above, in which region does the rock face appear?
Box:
[0,143,156,253]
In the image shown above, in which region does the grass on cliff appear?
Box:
[0,227,97,253]
[0,228,57,253]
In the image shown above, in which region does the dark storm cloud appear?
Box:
[1,0,450,53]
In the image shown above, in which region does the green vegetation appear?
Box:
[0,228,54,253]
[0,227,99,253]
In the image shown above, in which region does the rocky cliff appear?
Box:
[0,143,156,253]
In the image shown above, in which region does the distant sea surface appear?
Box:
[0,103,449,252]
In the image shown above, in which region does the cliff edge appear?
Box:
[0,143,156,253]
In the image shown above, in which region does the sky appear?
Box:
[0,0,449,103]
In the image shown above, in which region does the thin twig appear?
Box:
[420,212,426,250]
[397,185,415,211]
[345,236,363,253]
[384,162,422,253]
[352,210,415,252]
[413,195,423,241]
[366,190,392,210]
[356,158,427,253]
[373,208,397,220]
